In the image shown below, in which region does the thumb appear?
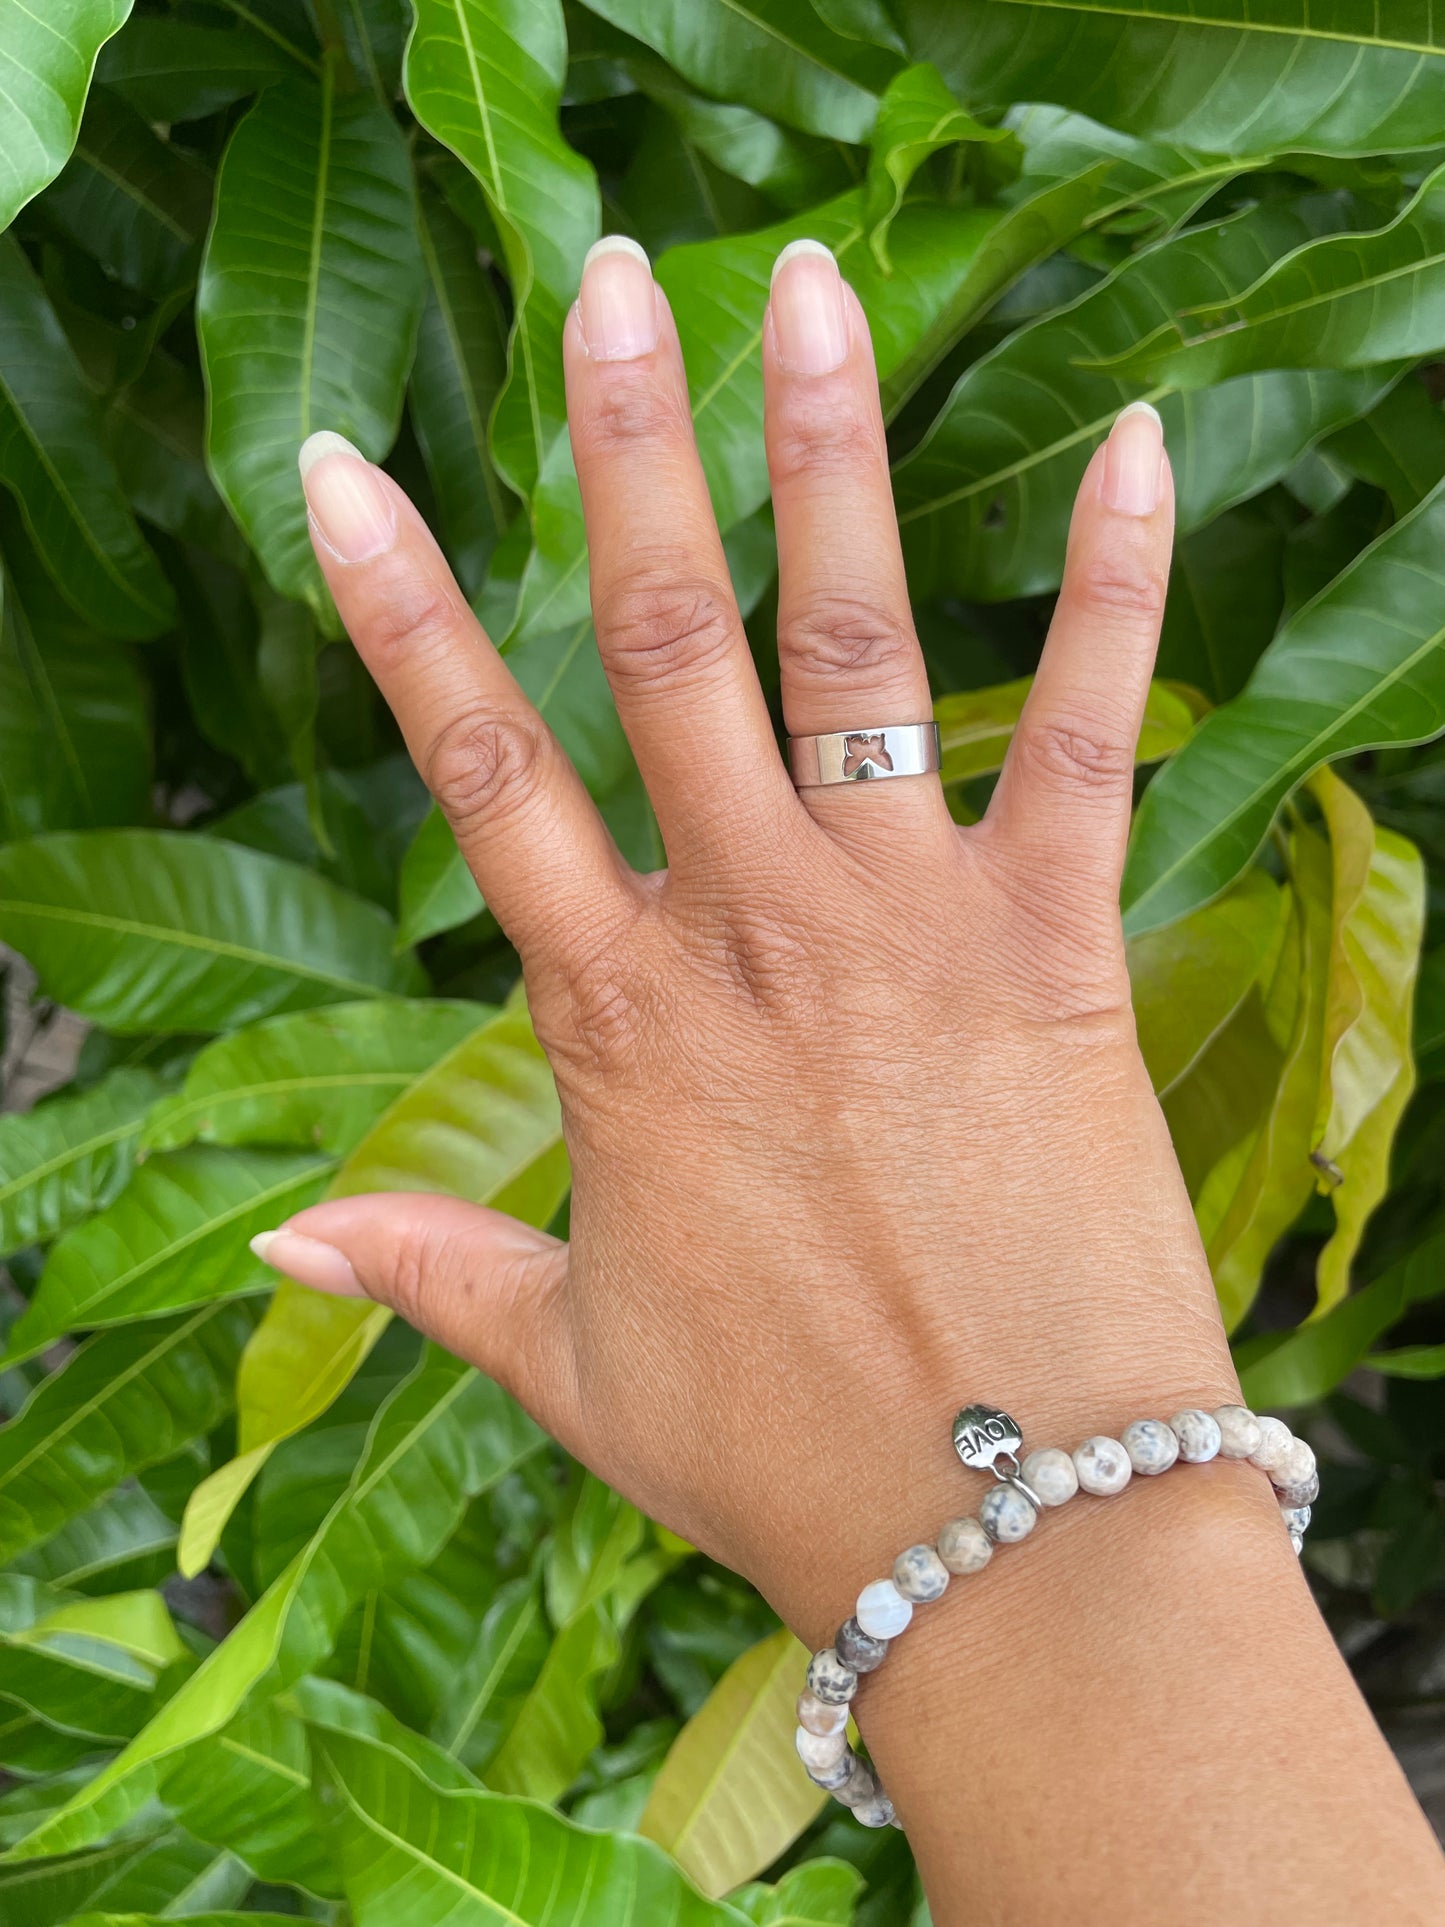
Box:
[250,1193,577,1436]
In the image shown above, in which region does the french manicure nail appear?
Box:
[577,235,659,360]
[769,238,849,376]
[250,1228,365,1297]
[298,430,396,562]
[1100,400,1165,516]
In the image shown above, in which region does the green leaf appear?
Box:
[1321,376,1445,514]
[4,1346,542,1862]
[142,999,490,1158]
[1236,1230,1445,1406]
[404,0,599,502]
[0,1065,163,1256]
[178,998,566,1575]
[3,1147,334,1366]
[412,183,515,597]
[578,0,900,141]
[893,201,1391,604]
[11,1482,178,1595]
[0,556,151,839]
[0,1302,257,1566]
[864,62,1006,273]
[96,17,294,121]
[902,0,1445,157]
[43,87,212,299]
[1205,830,1333,1329]
[1109,166,1445,386]
[1128,870,1285,1099]
[1157,502,1288,706]
[1122,478,1445,938]
[0,237,174,639]
[198,68,423,613]
[159,1698,336,1897]
[1308,772,1426,1312]
[312,1715,750,1925]
[429,1574,551,1772]
[0,830,425,1034]
[0,0,132,228]
[0,1834,248,1927]
[640,1625,824,1899]
[1417,946,1445,1082]
[396,804,486,947]
[732,1861,865,1926]
[0,1577,186,1746]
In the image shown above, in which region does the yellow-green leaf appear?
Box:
[934,676,1193,788]
[639,1626,824,1900]
[1308,771,1426,1313]
[178,998,566,1575]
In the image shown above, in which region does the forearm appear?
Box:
[788,1405,1445,1926]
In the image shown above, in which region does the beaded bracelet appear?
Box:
[796,1400,1319,1830]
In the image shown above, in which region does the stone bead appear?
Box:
[1280,1503,1312,1536]
[803,1741,855,1791]
[835,1755,879,1808]
[1277,1471,1319,1509]
[980,1482,1037,1543]
[1073,1435,1132,1496]
[1021,1446,1078,1506]
[1272,1436,1316,1490]
[795,1725,848,1775]
[856,1579,913,1641]
[1249,1414,1294,1474]
[893,1544,950,1602]
[1122,1418,1179,1476]
[835,1616,889,1674]
[1213,1405,1262,1460]
[797,1690,848,1737]
[1290,1530,1305,1557]
[806,1647,857,1705]
[854,1794,897,1828]
[937,1515,993,1575]
[1169,1409,1222,1463]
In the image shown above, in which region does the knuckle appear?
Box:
[579,367,692,455]
[358,565,465,671]
[424,706,551,839]
[1070,555,1167,626]
[595,571,738,687]
[387,1226,433,1333]
[1013,716,1136,793]
[769,394,883,487]
[783,589,918,687]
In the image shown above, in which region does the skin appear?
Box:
[257,241,1445,1923]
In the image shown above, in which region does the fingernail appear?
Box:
[769,239,849,376]
[298,431,396,562]
[577,235,659,360]
[250,1228,365,1297]
[1100,401,1165,516]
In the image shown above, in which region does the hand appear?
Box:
[259,236,1229,1636]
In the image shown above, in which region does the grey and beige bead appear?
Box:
[800,1401,1315,1832]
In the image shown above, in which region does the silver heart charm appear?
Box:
[952,1403,1023,1471]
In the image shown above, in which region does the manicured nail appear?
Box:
[298,431,395,562]
[769,239,849,376]
[1100,401,1165,516]
[250,1228,364,1297]
[577,235,659,360]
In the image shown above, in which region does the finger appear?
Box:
[251,1196,578,1442]
[300,435,634,959]
[764,241,952,847]
[987,402,1175,897]
[565,238,797,867]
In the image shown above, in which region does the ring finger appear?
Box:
[764,241,952,848]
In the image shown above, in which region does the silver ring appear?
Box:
[787,722,941,787]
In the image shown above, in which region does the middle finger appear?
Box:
[564,238,797,872]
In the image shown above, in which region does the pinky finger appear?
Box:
[986,401,1175,901]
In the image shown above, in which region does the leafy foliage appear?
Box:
[1,2,1443,1916]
